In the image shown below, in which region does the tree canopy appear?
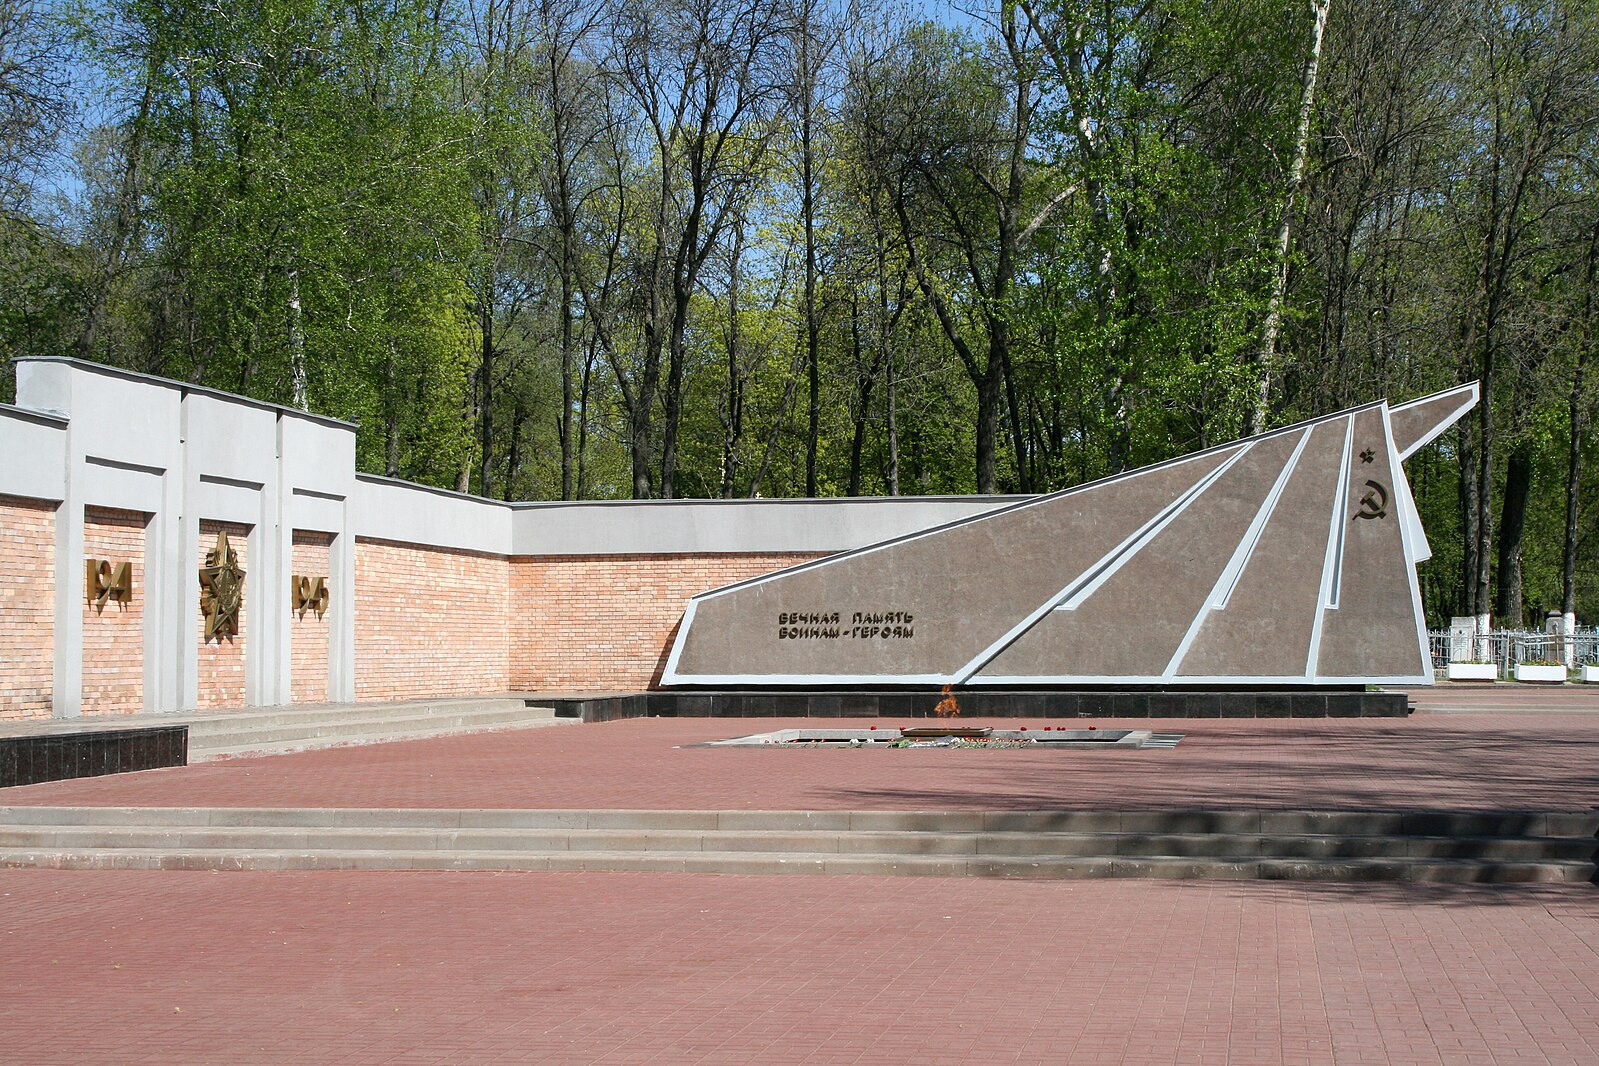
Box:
[3,0,1596,625]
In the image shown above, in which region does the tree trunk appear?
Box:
[1252,0,1331,435]
[1474,345,1494,641]
[477,294,495,497]
[881,243,899,497]
[1494,446,1531,625]
[504,393,526,502]
[577,335,597,499]
[1458,432,1479,617]
[660,276,690,499]
[286,265,308,410]
[1002,342,1026,491]
[846,303,872,497]
[557,248,576,500]
[630,280,663,499]
[81,55,157,359]
[801,32,821,498]
[720,226,746,499]
[974,360,1005,495]
[1563,226,1595,633]
[885,343,899,496]
[384,343,401,477]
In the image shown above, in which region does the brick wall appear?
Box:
[510,553,821,692]
[291,531,333,704]
[197,520,250,709]
[82,507,146,714]
[0,496,55,720]
[354,538,510,701]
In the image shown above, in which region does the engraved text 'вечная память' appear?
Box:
[776,611,915,640]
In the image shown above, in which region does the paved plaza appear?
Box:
[3,869,1597,1064]
[2,684,1597,1064]
[5,688,1598,814]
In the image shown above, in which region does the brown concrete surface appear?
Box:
[1314,408,1425,678]
[1178,421,1345,678]
[984,431,1299,678]
[674,448,1232,679]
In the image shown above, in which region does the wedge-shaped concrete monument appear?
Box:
[662,384,1478,687]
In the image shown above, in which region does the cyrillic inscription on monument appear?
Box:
[777,610,915,640]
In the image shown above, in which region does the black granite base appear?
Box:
[549,688,1410,723]
[0,726,188,788]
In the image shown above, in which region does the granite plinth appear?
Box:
[0,726,188,788]
[549,688,1409,723]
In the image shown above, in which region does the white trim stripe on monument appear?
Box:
[657,673,955,686]
[1211,427,1313,611]
[1325,415,1356,611]
[659,671,1429,687]
[968,672,1431,687]
[1390,382,1480,461]
[1163,426,1313,679]
[1390,462,1429,563]
[1380,400,1435,684]
[1304,414,1355,678]
[658,599,697,683]
[949,442,1253,685]
[1055,444,1253,612]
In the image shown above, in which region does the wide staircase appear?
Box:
[183,697,573,761]
[0,807,1592,883]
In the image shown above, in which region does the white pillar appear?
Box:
[51,495,84,719]
[177,403,201,711]
[248,424,289,708]
[328,517,357,703]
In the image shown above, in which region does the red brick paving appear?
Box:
[6,704,1599,812]
[1405,683,1599,715]
[4,687,1598,1064]
[1,869,1595,1065]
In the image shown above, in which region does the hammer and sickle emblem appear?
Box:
[1353,480,1388,520]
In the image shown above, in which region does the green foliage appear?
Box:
[3,0,1596,624]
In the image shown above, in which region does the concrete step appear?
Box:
[192,720,574,761]
[178,700,569,759]
[0,824,1590,863]
[189,706,558,750]
[4,806,1594,837]
[0,806,1591,883]
[183,698,539,736]
[0,846,1589,882]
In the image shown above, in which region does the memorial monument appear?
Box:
[663,384,1478,689]
[0,358,1481,730]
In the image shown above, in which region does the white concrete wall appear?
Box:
[507,497,1024,556]
[0,404,67,501]
[352,475,512,556]
[3,358,1028,713]
[9,358,363,714]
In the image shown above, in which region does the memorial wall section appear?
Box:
[0,359,1012,716]
[0,493,55,720]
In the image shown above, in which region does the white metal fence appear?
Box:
[1427,627,1599,678]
